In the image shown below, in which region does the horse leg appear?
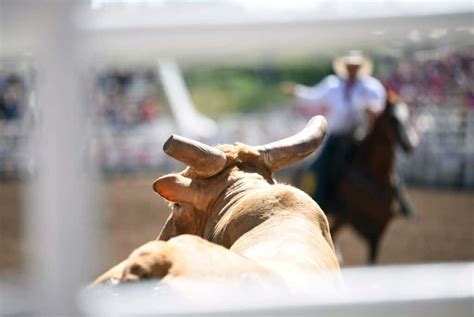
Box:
[329,216,345,264]
[367,236,380,265]
[330,216,344,238]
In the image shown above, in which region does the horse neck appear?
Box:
[354,119,396,185]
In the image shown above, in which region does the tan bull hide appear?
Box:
[93,116,340,291]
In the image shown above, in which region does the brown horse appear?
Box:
[327,92,419,263]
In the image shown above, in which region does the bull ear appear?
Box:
[153,174,197,205]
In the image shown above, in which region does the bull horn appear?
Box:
[255,115,327,172]
[163,134,227,177]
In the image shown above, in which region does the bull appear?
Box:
[93,116,340,290]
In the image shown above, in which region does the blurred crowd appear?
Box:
[0,72,29,178]
[96,69,162,129]
[0,73,26,121]
[1,47,473,186]
[377,47,473,109]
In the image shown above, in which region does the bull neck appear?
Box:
[204,172,272,240]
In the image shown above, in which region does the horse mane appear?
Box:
[352,111,396,183]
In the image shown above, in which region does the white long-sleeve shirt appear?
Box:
[294,75,386,135]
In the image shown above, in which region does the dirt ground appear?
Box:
[1,176,473,277]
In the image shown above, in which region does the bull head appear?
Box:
[153,116,327,241]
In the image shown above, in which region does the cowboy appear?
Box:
[283,51,415,218]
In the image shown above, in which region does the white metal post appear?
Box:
[0,1,102,314]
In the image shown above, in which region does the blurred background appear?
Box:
[0,0,473,315]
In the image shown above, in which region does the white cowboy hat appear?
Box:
[332,50,373,78]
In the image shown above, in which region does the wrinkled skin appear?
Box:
[93,126,340,290]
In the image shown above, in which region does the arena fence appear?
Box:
[1,2,473,315]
